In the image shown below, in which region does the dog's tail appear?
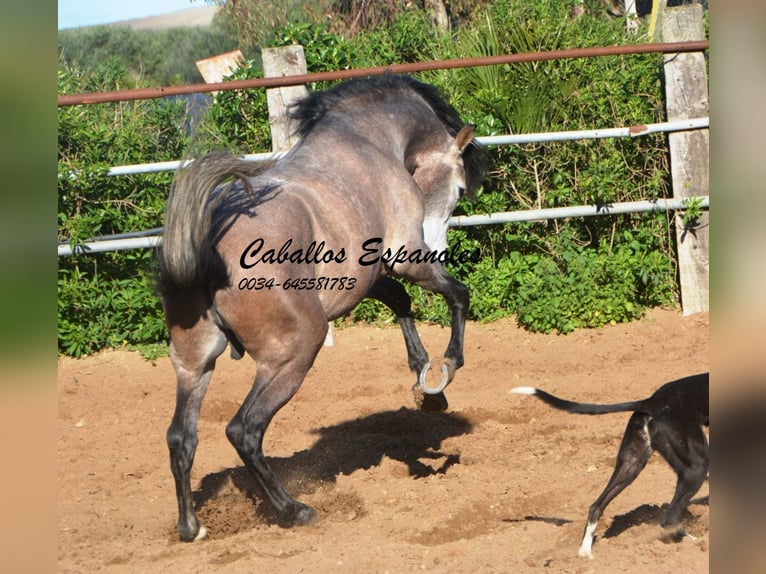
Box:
[511,387,645,415]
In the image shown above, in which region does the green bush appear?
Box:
[58,61,188,357]
[191,59,272,153]
[57,0,692,357]
[422,0,678,332]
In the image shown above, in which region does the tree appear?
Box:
[204,0,490,54]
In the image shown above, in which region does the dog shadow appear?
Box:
[603,496,709,539]
[192,407,472,522]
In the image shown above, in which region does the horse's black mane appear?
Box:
[289,74,489,192]
[289,74,463,138]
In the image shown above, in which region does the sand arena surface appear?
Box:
[58,308,708,573]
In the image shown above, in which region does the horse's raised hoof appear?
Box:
[418,358,456,395]
[411,383,449,412]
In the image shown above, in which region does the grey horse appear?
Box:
[158,75,488,541]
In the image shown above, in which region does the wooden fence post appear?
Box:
[662,4,710,315]
[261,45,309,153]
[262,45,336,345]
[647,0,668,42]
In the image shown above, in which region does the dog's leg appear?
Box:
[649,416,709,526]
[579,413,652,557]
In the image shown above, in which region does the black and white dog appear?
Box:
[512,372,709,557]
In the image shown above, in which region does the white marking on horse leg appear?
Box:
[510,386,536,395]
[578,521,597,558]
[422,216,448,252]
[681,530,697,541]
[323,322,334,347]
[194,525,208,542]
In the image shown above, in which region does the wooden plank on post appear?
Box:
[196,50,244,85]
[261,46,309,153]
[662,4,709,316]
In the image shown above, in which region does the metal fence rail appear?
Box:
[58,41,709,106]
[60,117,708,179]
[57,116,709,256]
[58,195,709,256]
[57,40,710,257]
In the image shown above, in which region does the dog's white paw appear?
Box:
[578,521,597,558]
[578,547,593,559]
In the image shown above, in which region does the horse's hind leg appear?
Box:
[164,290,228,542]
[225,306,328,527]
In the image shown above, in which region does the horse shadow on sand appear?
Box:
[192,407,472,525]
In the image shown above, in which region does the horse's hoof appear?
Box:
[659,526,693,544]
[178,523,207,543]
[287,503,318,527]
[194,525,208,541]
[420,392,449,412]
[412,383,448,412]
[418,359,455,395]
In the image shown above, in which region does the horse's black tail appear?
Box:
[511,387,645,415]
[157,152,264,295]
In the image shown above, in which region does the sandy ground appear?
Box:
[58,308,709,573]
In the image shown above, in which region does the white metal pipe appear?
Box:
[58,235,162,256]
[58,117,708,179]
[477,117,708,146]
[106,159,186,176]
[57,195,708,256]
[448,196,708,227]
[102,150,285,177]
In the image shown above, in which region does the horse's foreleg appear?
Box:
[397,264,469,396]
[368,277,448,411]
[405,266,469,366]
[421,272,469,392]
[368,277,429,372]
[435,274,469,370]
[390,266,469,409]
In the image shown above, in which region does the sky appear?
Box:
[58,0,207,30]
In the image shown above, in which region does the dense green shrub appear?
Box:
[58,0,695,357]
[58,62,188,358]
[191,59,272,153]
[347,0,677,331]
